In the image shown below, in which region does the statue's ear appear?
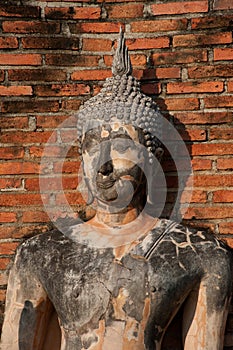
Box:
[154,147,164,162]
[77,163,94,205]
[84,176,94,205]
[146,147,164,206]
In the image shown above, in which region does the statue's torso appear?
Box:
[17,219,231,350]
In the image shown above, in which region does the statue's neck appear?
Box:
[96,205,140,227]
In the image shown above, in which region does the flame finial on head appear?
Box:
[112,27,132,76]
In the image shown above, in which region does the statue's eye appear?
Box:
[113,139,132,153]
[82,139,99,154]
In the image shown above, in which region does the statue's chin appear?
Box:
[96,180,136,208]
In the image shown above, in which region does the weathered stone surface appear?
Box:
[1,29,232,350]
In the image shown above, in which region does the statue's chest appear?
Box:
[42,248,149,329]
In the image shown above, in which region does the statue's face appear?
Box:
[82,123,146,206]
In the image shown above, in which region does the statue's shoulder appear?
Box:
[14,229,63,264]
[15,218,84,264]
[134,218,229,258]
[151,219,226,246]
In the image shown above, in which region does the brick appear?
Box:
[191,15,233,29]
[0,117,28,129]
[0,226,15,239]
[0,212,17,223]
[0,85,32,96]
[82,38,112,52]
[192,143,233,156]
[162,158,207,172]
[93,85,101,95]
[104,54,147,67]
[0,147,24,159]
[224,242,233,254]
[0,131,56,144]
[0,178,22,192]
[70,22,123,34]
[213,190,233,203]
[174,112,233,125]
[126,37,169,50]
[60,129,78,143]
[188,65,233,78]
[0,178,22,190]
[204,95,233,108]
[34,84,90,97]
[0,276,9,288]
[167,81,224,94]
[106,4,144,18]
[173,32,232,47]
[55,192,85,205]
[191,158,212,171]
[217,158,233,170]
[36,115,75,129]
[26,176,79,191]
[0,194,47,206]
[32,145,78,159]
[228,81,233,92]
[0,37,18,49]
[174,111,233,124]
[181,128,207,141]
[194,174,233,187]
[61,99,82,111]
[22,211,49,223]
[134,67,181,80]
[166,190,207,203]
[151,1,208,15]
[10,224,50,239]
[45,54,100,67]
[22,37,79,50]
[214,48,233,61]
[1,100,59,113]
[53,161,81,174]
[131,19,188,33]
[45,6,101,20]
[8,69,67,82]
[0,54,41,66]
[0,242,19,255]
[0,5,40,18]
[29,145,65,158]
[219,222,233,234]
[158,98,199,111]
[152,50,207,65]
[213,0,233,10]
[0,70,4,82]
[2,21,60,34]
[181,190,207,203]
[141,82,161,95]
[0,162,40,175]
[209,128,233,140]
[71,69,111,81]
[133,54,148,67]
[0,257,11,270]
[185,207,233,219]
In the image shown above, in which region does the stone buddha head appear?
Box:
[77,29,164,214]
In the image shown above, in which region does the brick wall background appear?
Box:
[0,0,233,346]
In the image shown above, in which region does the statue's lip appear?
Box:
[120,175,134,181]
[96,180,116,189]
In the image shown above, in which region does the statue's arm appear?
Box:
[1,245,53,350]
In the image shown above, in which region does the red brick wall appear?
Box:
[0,0,233,343]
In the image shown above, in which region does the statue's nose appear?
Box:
[98,160,113,176]
[97,141,113,176]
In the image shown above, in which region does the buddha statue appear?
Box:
[1,30,232,350]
